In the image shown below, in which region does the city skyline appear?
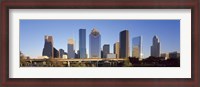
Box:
[20,20,180,58]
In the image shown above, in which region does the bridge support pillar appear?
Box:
[96,61,99,67]
[68,61,70,67]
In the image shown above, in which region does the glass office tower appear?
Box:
[132,36,142,58]
[89,28,101,58]
[103,44,110,58]
[42,35,54,58]
[119,30,129,58]
[79,29,86,58]
[68,38,75,58]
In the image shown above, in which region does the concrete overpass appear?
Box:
[25,58,125,62]
[24,58,126,67]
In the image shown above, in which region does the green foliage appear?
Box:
[20,55,27,66]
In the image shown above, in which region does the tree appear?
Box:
[20,54,27,66]
[123,58,133,67]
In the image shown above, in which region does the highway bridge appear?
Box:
[25,58,125,62]
[23,58,126,67]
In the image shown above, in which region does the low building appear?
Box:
[107,53,116,58]
[37,56,49,59]
[63,54,68,59]
[161,53,169,60]
[169,51,180,58]
[59,49,65,58]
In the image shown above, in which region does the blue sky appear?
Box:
[20,20,180,58]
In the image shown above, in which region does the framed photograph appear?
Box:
[1,0,199,87]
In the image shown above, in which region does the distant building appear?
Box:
[75,52,78,58]
[64,52,67,55]
[107,53,116,58]
[120,30,130,58]
[77,50,80,58]
[37,56,49,59]
[42,35,54,58]
[74,50,80,58]
[79,29,86,58]
[63,54,68,59]
[132,36,142,58]
[89,28,101,58]
[161,53,169,60]
[59,49,65,58]
[86,53,88,58]
[53,47,59,58]
[151,36,160,57]
[103,44,110,58]
[68,38,75,58]
[63,52,68,59]
[169,51,180,58]
[101,50,103,58]
[114,42,120,58]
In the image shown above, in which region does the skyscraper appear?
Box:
[68,38,75,58]
[114,42,120,58]
[103,44,110,58]
[53,48,59,58]
[151,36,160,57]
[42,35,54,58]
[79,29,86,58]
[119,30,130,58]
[89,28,101,58]
[132,36,142,58]
[101,50,103,58]
[59,49,65,58]
[76,50,80,58]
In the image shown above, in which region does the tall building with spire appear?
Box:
[151,35,160,57]
[119,30,130,58]
[68,38,75,58]
[79,29,86,58]
[89,28,101,58]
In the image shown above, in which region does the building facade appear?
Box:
[42,35,54,58]
[53,47,59,58]
[151,36,160,57]
[68,38,75,58]
[75,50,80,58]
[107,53,116,58]
[119,30,130,58]
[161,53,169,60]
[114,42,120,58]
[89,29,101,58]
[59,49,65,58]
[169,51,180,58]
[132,36,142,58]
[79,29,86,58]
[103,44,110,58]
[101,50,103,58]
